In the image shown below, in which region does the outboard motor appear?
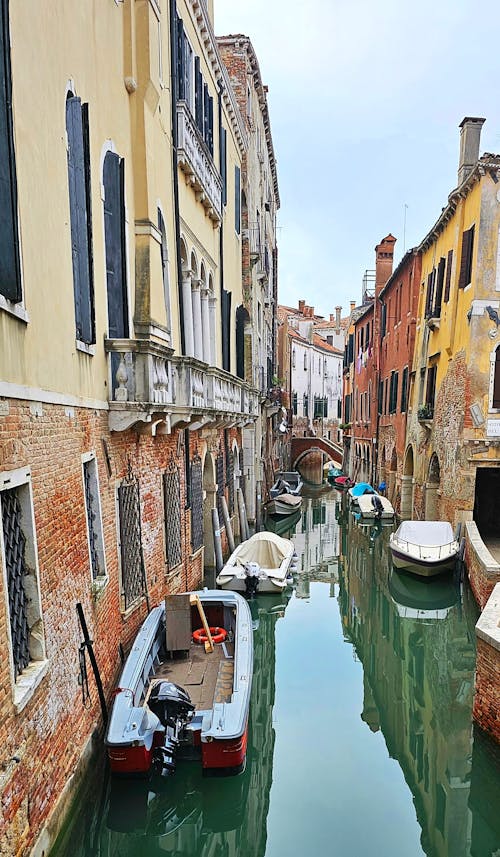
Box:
[149,681,195,776]
[371,494,384,520]
[244,561,261,597]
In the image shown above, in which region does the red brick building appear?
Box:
[377,248,421,510]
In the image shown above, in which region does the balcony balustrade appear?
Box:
[176,102,222,223]
[105,339,258,433]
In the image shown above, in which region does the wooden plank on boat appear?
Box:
[190,594,214,653]
[185,663,206,685]
[214,660,234,704]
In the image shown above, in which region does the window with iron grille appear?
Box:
[117,475,147,609]
[82,454,106,581]
[0,470,45,687]
[190,455,203,552]
[163,461,182,569]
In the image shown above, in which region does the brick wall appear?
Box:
[0,399,240,854]
[473,583,500,744]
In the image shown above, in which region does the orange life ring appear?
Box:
[192,626,227,645]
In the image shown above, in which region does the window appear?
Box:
[0,0,21,303]
[424,270,435,318]
[425,365,437,413]
[66,94,95,344]
[235,165,241,234]
[303,393,308,417]
[103,151,128,340]
[444,249,453,303]
[459,225,474,289]
[82,454,106,581]
[303,352,307,371]
[292,348,296,368]
[491,346,500,409]
[117,474,147,610]
[433,257,446,318]
[292,392,298,415]
[380,302,387,338]
[401,366,409,413]
[0,468,47,710]
[220,127,227,205]
[158,208,171,339]
[389,371,399,414]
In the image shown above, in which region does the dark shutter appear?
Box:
[459,226,474,289]
[222,289,231,372]
[401,367,408,412]
[433,257,446,317]
[194,56,202,131]
[425,270,435,318]
[235,165,241,235]
[176,16,185,100]
[220,127,227,206]
[444,249,453,303]
[0,0,21,301]
[103,151,128,339]
[207,94,213,156]
[66,96,94,343]
[203,82,209,145]
[494,349,500,409]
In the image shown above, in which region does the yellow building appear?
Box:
[405,118,500,527]
[0,2,277,852]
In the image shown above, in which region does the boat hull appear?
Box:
[217,575,288,593]
[264,496,302,516]
[390,546,457,577]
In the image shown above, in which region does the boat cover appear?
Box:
[396,520,454,546]
[350,482,375,496]
[233,532,293,568]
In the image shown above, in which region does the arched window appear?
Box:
[292,348,296,369]
[304,352,307,371]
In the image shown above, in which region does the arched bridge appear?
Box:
[291,436,343,470]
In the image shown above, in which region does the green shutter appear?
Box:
[0,0,21,301]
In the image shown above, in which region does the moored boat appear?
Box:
[216,531,297,595]
[389,520,459,577]
[348,482,376,505]
[332,475,354,491]
[357,492,394,519]
[264,493,303,517]
[264,507,301,537]
[106,590,253,777]
[269,471,303,498]
[389,568,459,620]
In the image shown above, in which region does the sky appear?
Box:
[214,0,500,319]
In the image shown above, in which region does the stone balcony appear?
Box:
[105,339,258,433]
[176,102,222,224]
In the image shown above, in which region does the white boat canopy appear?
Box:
[233,531,293,567]
[396,521,454,546]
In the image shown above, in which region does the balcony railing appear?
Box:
[177,102,222,223]
[105,339,258,432]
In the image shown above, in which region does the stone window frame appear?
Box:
[488,344,500,413]
[81,452,108,588]
[0,466,49,713]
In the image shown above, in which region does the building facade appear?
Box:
[0,1,278,852]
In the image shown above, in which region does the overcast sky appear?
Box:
[215,0,500,319]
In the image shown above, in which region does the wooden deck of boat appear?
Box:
[154,641,235,709]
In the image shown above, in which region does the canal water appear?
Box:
[51,490,500,857]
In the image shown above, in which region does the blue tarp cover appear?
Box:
[351,482,375,496]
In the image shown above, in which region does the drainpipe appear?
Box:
[168,0,185,357]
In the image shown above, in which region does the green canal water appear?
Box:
[51,492,500,857]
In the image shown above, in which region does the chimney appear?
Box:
[375,234,396,294]
[309,306,314,318]
[335,306,341,333]
[330,313,335,323]
[458,117,485,186]
[350,300,356,313]
[298,300,305,313]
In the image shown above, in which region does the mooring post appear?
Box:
[212,507,224,573]
[237,488,249,542]
[76,602,108,729]
[220,496,235,554]
[255,481,262,532]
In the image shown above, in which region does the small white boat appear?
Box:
[264,493,303,517]
[348,482,376,506]
[389,520,459,577]
[357,493,394,519]
[216,531,296,595]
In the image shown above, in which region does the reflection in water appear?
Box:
[51,493,500,857]
[337,515,500,857]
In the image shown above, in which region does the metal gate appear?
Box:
[225,437,234,515]
[83,461,101,580]
[118,475,147,609]
[1,489,30,680]
[216,447,225,519]
[163,458,182,569]
[190,454,203,552]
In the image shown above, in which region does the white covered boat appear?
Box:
[389,520,459,577]
[216,531,296,595]
[357,493,394,519]
[264,493,303,517]
[106,590,252,777]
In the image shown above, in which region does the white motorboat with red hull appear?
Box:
[389,521,459,577]
[106,590,253,777]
